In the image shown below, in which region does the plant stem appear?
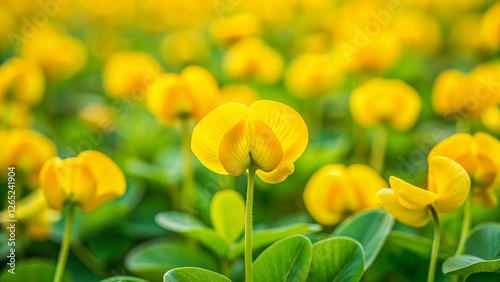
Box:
[369,125,388,173]
[180,117,194,213]
[245,167,256,282]
[428,206,441,282]
[54,204,76,282]
[455,196,471,255]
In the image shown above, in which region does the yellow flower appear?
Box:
[103,51,161,99]
[0,129,56,187]
[160,29,210,68]
[481,2,500,50]
[428,133,500,207]
[303,164,388,225]
[0,190,60,240]
[21,26,87,79]
[146,66,220,126]
[449,14,486,55]
[223,37,284,84]
[39,150,126,211]
[0,57,45,105]
[78,102,116,132]
[393,11,442,55]
[0,101,33,128]
[285,53,345,98]
[350,78,421,130]
[191,100,308,184]
[219,84,258,107]
[378,156,470,227]
[481,106,500,133]
[433,64,500,118]
[209,13,261,45]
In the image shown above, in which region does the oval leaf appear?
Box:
[125,239,218,281]
[210,190,245,243]
[307,237,364,282]
[333,208,394,269]
[155,211,228,258]
[164,267,231,282]
[253,235,313,282]
[0,259,73,282]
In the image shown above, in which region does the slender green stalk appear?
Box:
[428,206,441,282]
[180,117,194,213]
[455,196,471,255]
[245,167,256,282]
[369,125,388,173]
[54,204,76,282]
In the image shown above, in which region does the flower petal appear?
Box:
[145,74,180,126]
[389,176,438,209]
[39,157,65,210]
[192,103,249,174]
[428,133,475,174]
[181,66,220,121]
[78,150,126,211]
[377,188,430,227]
[427,156,470,213]
[347,164,388,207]
[256,163,294,184]
[219,120,251,176]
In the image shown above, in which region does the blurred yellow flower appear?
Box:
[0,129,56,187]
[0,102,33,128]
[21,26,87,79]
[219,84,258,107]
[481,2,500,50]
[223,37,284,84]
[378,156,470,227]
[428,133,500,207]
[393,11,442,55]
[0,9,15,44]
[433,64,500,118]
[303,164,388,225]
[146,66,220,126]
[103,51,161,99]
[0,190,60,240]
[78,102,116,132]
[209,13,261,45]
[449,14,487,56]
[77,0,135,28]
[350,78,421,130]
[39,150,126,211]
[285,53,345,98]
[160,30,210,68]
[191,100,308,184]
[0,57,45,105]
[481,106,500,133]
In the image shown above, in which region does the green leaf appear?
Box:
[125,239,218,281]
[253,235,313,282]
[164,267,231,282]
[210,190,245,244]
[229,223,321,259]
[0,259,73,282]
[307,236,364,282]
[333,208,394,269]
[155,211,229,257]
[443,223,500,276]
[387,231,454,259]
[101,276,150,282]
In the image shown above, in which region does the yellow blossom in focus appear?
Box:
[428,133,500,207]
[223,38,284,84]
[481,2,500,50]
[0,57,45,105]
[191,100,308,184]
[219,84,258,107]
[21,26,87,79]
[146,66,220,126]
[0,129,56,187]
[78,102,116,132]
[209,13,261,45]
[303,164,388,225]
[350,78,421,130]
[285,53,345,98]
[103,52,161,99]
[160,30,210,68]
[393,11,442,55]
[0,190,60,240]
[39,150,126,211]
[482,106,500,133]
[378,156,470,227]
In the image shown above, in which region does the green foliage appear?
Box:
[0,259,73,282]
[164,267,231,282]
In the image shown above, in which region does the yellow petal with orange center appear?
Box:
[377,188,430,227]
[389,176,438,209]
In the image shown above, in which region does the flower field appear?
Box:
[0,0,500,282]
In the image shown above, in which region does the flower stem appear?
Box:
[455,196,471,255]
[180,117,194,213]
[54,204,76,282]
[428,206,441,282]
[369,125,387,173]
[245,167,256,282]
